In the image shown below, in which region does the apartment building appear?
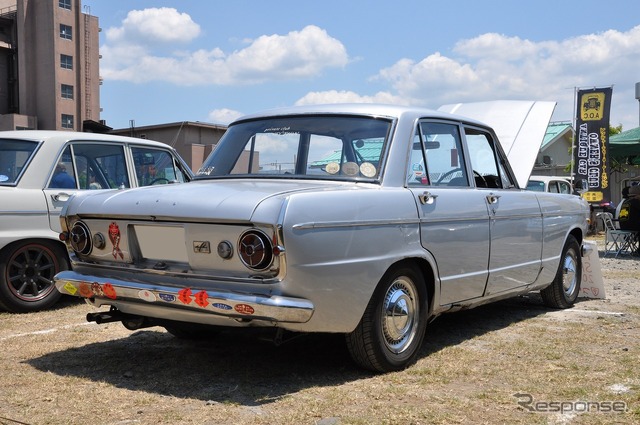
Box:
[0,0,101,131]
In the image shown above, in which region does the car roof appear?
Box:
[0,130,171,149]
[233,103,489,127]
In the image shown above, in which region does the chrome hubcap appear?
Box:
[562,249,578,296]
[382,277,419,354]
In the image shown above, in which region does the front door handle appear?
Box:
[486,193,501,204]
[419,191,438,205]
[51,192,71,202]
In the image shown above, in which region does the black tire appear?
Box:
[164,322,221,340]
[541,235,582,309]
[0,240,68,313]
[346,263,428,372]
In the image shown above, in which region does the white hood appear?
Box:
[439,100,556,188]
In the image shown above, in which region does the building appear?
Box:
[0,0,101,131]
[110,121,227,172]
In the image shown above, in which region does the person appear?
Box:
[615,186,630,219]
[89,174,102,189]
[618,185,640,232]
[50,162,75,188]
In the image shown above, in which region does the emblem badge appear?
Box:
[193,241,211,254]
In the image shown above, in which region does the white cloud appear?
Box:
[295,90,403,105]
[106,8,201,45]
[101,11,349,86]
[365,25,640,126]
[207,108,244,125]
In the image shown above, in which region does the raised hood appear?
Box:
[439,100,556,188]
[64,180,333,222]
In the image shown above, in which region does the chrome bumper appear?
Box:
[54,270,314,324]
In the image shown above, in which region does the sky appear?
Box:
[83,0,640,132]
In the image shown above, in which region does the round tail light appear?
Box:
[238,230,273,270]
[69,221,92,255]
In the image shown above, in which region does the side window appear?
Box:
[464,128,515,189]
[72,143,130,189]
[408,121,466,187]
[132,147,188,186]
[559,181,571,194]
[48,146,77,189]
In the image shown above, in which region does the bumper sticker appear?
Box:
[158,293,176,302]
[79,282,92,298]
[194,290,209,308]
[63,282,77,295]
[178,288,192,304]
[138,289,155,302]
[103,283,117,300]
[234,304,255,315]
[212,302,232,311]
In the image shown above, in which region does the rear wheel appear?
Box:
[0,240,67,313]
[346,264,428,372]
[541,235,582,309]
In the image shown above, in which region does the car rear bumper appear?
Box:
[54,270,314,325]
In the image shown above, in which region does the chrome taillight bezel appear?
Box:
[237,229,273,271]
[69,221,92,255]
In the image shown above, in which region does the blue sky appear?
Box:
[83,0,640,131]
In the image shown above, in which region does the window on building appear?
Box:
[61,84,74,100]
[60,54,73,70]
[60,24,72,40]
[59,0,71,10]
[61,114,74,129]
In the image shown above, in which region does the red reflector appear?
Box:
[59,232,68,241]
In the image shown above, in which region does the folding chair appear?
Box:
[599,212,638,257]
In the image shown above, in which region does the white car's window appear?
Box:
[408,122,467,187]
[132,147,189,186]
[558,181,572,194]
[198,116,391,181]
[0,139,39,185]
[49,146,77,189]
[70,143,130,189]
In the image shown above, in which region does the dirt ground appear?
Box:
[0,236,638,425]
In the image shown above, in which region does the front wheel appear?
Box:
[346,264,428,372]
[0,240,68,313]
[541,235,582,309]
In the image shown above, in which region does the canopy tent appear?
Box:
[609,127,640,164]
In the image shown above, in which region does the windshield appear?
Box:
[0,139,39,185]
[196,115,392,181]
[526,180,545,192]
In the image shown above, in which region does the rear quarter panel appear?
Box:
[269,186,425,332]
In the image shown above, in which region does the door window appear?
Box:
[71,143,130,189]
[464,128,516,189]
[408,122,467,187]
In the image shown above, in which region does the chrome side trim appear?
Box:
[293,218,418,230]
[0,210,49,216]
[54,270,314,324]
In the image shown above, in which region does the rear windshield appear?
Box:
[196,115,392,182]
[0,139,39,185]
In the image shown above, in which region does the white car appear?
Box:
[526,175,573,194]
[0,131,193,312]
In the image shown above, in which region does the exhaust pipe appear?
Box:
[86,308,155,330]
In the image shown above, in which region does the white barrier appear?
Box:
[579,240,606,299]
